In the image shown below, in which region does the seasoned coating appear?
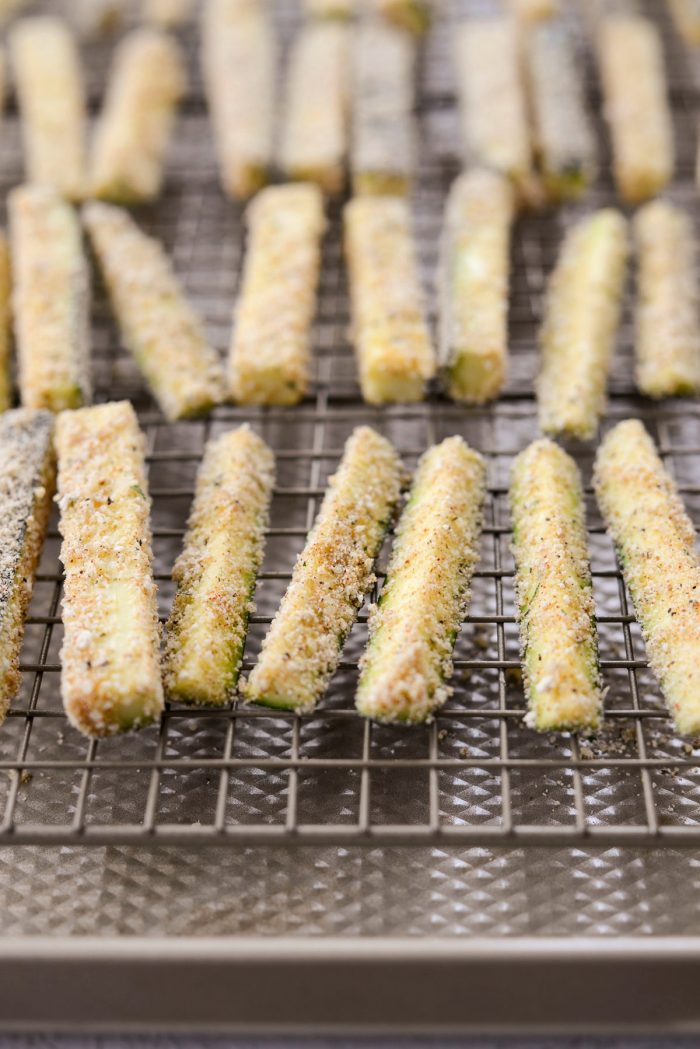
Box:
[84,202,224,420]
[666,0,700,45]
[537,209,628,441]
[201,0,276,200]
[345,196,436,403]
[163,426,275,707]
[376,0,433,35]
[0,232,12,413]
[597,15,674,203]
[279,22,351,195]
[525,21,597,201]
[143,0,195,26]
[244,427,401,713]
[357,436,486,725]
[438,170,514,404]
[90,28,186,204]
[511,439,602,733]
[10,17,87,200]
[351,21,416,196]
[304,0,355,17]
[229,184,325,406]
[56,401,163,738]
[0,409,54,724]
[454,18,534,201]
[634,200,700,398]
[9,185,91,413]
[594,419,700,736]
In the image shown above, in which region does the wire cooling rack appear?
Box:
[1,0,700,849]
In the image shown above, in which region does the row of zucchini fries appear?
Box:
[1,406,697,741]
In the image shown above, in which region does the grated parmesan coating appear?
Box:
[351,21,416,196]
[597,15,674,203]
[357,436,486,725]
[667,0,700,44]
[143,0,194,26]
[345,196,436,404]
[10,17,87,201]
[0,409,54,724]
[244,426,401,713]
[594,419,700,736]
[0,231,12,413]
[376,0,433,35]
[10,185,91,413]
[90,28,186,204]
[56,401,163,738]
[84,201,224,421]
[201,0,276,200]
[304,0,355,16]
[438,169,515,405]
[279,22,351,196]
[454,18,534,203]
[537,208,628,441]
[525,21,597,202]
[634,200,700,398]
[163,425,275,707]
[229,184,325,406]
[511,438,602,733]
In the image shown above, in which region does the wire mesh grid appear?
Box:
[1,0,700,848]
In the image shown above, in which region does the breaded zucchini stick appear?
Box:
[0,232,12,413]
[244,427,401,713]
[56,401,163,738]
[510,0,559,21]
[305,0,355,15]
[0,0,30,24]
[634,200,700,398]
[229,184,325,406]
[525,21,597,201]
[594,419,700,736]
[351,21,416,196]
[163,426,275,707]
[597,15,674,203]
[357,436,486,725]
[9,185,91,413]
[345,196,436,403]
[666,0,700,45]
[537,209,628,440]
[143,0,195,26]
[84,202,224,420]
[511,439,602,733]
[454,19,533,201]
[10,17,87,200]
[376,0,433,35]
[279,22,351,195]
[70,0,125,38]
[438,169,514,404]
[0,409,54,723]
[201,0,276,200]
[91,28,186,204]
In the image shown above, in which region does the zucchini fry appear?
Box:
[597,15,674,203]
[91,28,186,204]
[0,0,30,24]
[345,196,436,404]
[56,401,163,738]
[666,0,700,45]
[163,426,275,707]
[0,409,54,723]
[279,22,351,195]
[143,0,195,26]
[376,0,433,35]
[634,200,700,398]
[537,209,628,441]
[594,419,700,736]
[9,185,91,413]
[525,21,597,201]
[454,19,534,201]
[304,0,355,17]
[10,17,87,200]
[228,184,325,406]
[351,21,416,196]
[0,231,12,413]
[357,436,486,725]
[84,202,224,420]
[244,427,401,713]
[510,0,559,22]
[438,169,515,404]
[201,0,276,200]
[511,439,602,733]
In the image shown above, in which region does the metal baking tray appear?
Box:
[1,0,700,1033]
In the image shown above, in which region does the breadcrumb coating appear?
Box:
[143,0,194,26]
[511,438,602,733]
[304,0,355,15]
[56,401,163,738]
[594,419,700,736]
[357,436,485,725]
[667,0,700,44]
[0,231,12,414]
[84,201,224,420]
[163,425,275,706]
[377,0,433,35]
[244,427,401,713]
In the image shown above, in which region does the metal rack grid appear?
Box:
[2,0,700,849]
